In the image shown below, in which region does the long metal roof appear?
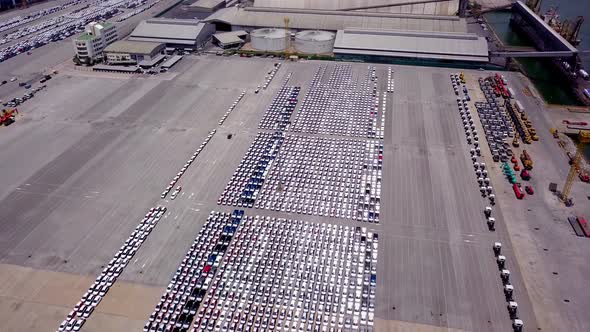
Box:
[333,28,489,62]
[138,54,167,67]
[104,40,164,55]
[162,55,184,68]
[130,19,207,42]
[213,30,247,45]
[253,0,459,16]
[93,64,140,72]
[190,0,226,9]
[204,7,466,33]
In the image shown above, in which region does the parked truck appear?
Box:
[520,150,533,170]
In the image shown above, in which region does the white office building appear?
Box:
[73,22,118,64]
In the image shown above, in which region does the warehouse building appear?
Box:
[252,0,459,16]
[189,0,226,12]
[204,6,467,33]
[73,22,118,64]
[104,40,165,65]
[129,18,215,49]
[333,28,489,66]
[212,31,247,49]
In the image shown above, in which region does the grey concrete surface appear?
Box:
[473,70,590,332]
[3,53,587,332]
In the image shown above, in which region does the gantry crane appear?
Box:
[561,146,582,206]
[561,130,590,206]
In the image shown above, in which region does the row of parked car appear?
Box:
[0,0,151,63]
[257,85,300,130]
[257,135,382,222]
[0,0,84,33]
[218,91,245,126]
[144,210,379,332]
[450,74,496,207]
[493,243,525,331]
[258,62,281,92]
[386,67,394,94]
[218,132,281,208]
[144,210,244,332]
[451,74,524,331]
[476,78,516,163]
[161,130,216,199]
[290,65,381,139]
[379,92,387,140]
[2,84,47,108]
[193,217,379,332]
[57,206,167,332]
[0,6,118,63]
[115,0,162,22]
[218,130,383,222]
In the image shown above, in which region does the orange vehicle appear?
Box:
[1,108,18,126]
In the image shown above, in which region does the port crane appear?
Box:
[560,130,590,206]
[561,146,582,206]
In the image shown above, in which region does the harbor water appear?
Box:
[484,1,590,106]
[485,3,590,161]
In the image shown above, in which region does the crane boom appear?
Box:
[561,147,581,204]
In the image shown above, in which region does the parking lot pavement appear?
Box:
[462,70,590,331]
[377,65,538,331]
[140,211,379,332]
[0,57,550,332]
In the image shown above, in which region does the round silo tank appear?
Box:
[250,28,288,51]
[294,30,335,54]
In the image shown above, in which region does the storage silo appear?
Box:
[250,28,288,51]
[294,30,335,54]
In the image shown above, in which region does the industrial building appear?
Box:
[294,30,335,54]
[250,28,288,51]
[93,64,141,73]
[212,31,248,49]
[161,55,183,69]
[129,18,215,50]
[204,6,467,33]
[104,40,165,65]
[333,28,489,65]
[73,22,118,64]
[252,0,460,16]
[189,0,226,12]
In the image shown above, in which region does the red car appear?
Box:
[525,186,534,195]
